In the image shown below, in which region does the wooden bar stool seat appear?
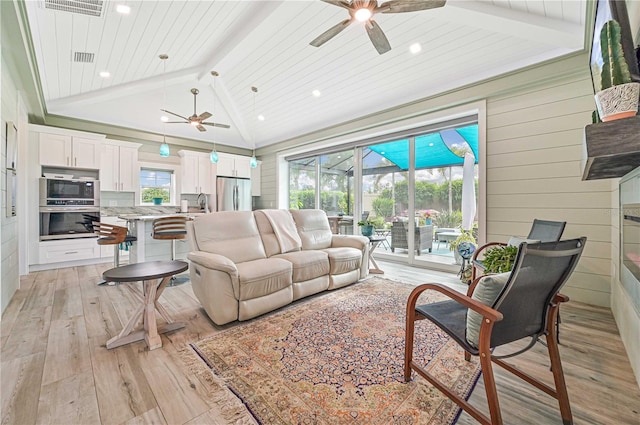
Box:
[94,222,138,285]
[152,216,189,285]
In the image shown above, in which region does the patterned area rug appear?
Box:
[189,277,481,424]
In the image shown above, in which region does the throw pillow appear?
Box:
[507,236,540,247]
[466,271,511,348]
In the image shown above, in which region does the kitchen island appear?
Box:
[118,213,206,264]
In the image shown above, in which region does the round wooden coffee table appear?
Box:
[103,260,188,350]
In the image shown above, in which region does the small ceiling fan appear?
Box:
[162,88,231,132]
[310,0,446,55]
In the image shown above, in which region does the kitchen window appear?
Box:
[140,168,175,205]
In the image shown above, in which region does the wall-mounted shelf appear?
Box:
[582,116,640,180]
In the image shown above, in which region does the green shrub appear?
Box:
[435,210,462,228]
[483,245,518,274]
[372,197,394,218]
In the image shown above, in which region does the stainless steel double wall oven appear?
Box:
[39,177,100,240]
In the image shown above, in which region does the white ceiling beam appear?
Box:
[434,1,584,49]
[47,67,201,110]
[196,1,285,81]
[204,78,253,148]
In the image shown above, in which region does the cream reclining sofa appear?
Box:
[186,209,369,325]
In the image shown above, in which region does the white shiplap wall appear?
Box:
[1,56,20,313]
[256,54,614,307]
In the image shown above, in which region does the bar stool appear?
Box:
[152,216,189,286]
[94,222,138,285]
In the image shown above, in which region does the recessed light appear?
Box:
[312,89,321,97]
[160,115,169,122]
[99,71,110,78]
[257,115,265,121]
[410,43,421,54]
[116,4,131,14]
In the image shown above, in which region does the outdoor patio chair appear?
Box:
[471,219,567,282]
[405,237,586,425]
[390,221,433,255]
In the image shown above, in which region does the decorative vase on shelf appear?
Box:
[594,20,640,122]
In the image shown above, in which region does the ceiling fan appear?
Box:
[310,0,446,55]
[162,88,231,132]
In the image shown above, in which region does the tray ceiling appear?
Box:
[24,0,587,149]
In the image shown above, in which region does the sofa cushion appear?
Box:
[322,247,362,275]
[290,209,333,250]
[236,258,292,301]
[192,211,267,264]
[275,250,330,282]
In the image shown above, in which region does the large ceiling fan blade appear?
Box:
[161,109,189,121]
[165,121,188,124]
[202,122,231,129]
[366,20,391,54]
[197,111,212,121]
[196,124,207,132]
[310,19,352,47]
[379,0,446,13]
[321,0,352,9]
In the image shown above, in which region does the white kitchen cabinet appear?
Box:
[39,133,101,169]
[250,160,262,196]
[178,150,215,194]
[216,153,252,178]
[100,140,141,192]
[38,238,100,264]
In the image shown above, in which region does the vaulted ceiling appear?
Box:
[23,0,587,149]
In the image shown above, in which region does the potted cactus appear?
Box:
[594,20,640,122]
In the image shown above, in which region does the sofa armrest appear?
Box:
[331,234,369,250]
[188,251,239,279]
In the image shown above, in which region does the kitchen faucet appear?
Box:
[197,193,210,213]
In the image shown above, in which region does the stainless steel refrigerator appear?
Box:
[216,177,252,211]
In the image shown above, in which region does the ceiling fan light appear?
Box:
[159,142,170,157]
[210,150,219,163]
[190,120,199,126]
[354,8,371,22]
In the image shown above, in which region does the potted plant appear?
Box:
[483,245,518,274]
[594,20,640,122]
[449,230,476,265]
[357,220,375,237]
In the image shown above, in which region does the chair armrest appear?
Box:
[331,235,369,250]
[471,242,507,261]
[407,283,504,323]
[187,251,239,278]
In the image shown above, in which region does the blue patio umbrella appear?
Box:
[368,124,478,169]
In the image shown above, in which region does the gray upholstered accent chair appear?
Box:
[405,237,586,425]
[390,221,433,255]
[471,219,567,282]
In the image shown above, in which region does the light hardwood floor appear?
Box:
[1,260,639,424]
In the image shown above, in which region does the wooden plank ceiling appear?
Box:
[24,0,586,149]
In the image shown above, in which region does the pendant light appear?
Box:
[159,54,170,157]
[250,86,258,168]
[210,71,219,163]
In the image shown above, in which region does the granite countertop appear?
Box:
[117,212,208,221]
[101,206,207,217]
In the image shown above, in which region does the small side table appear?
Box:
[368,235,386,274]
[102,260,188,350]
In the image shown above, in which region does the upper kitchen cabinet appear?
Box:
[216,153,251,178]
[35,125,105,169]
[178,150,215,194]
[101,140,142,192]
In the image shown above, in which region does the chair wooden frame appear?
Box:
[404,238,585,425]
